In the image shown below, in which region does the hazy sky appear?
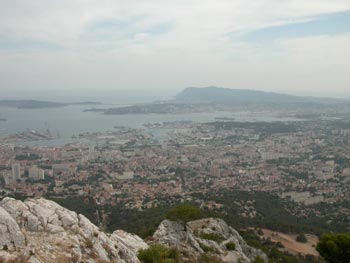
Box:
[0,0,350,98]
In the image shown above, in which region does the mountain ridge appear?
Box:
[175,86,348,104]
[0,100,101,109]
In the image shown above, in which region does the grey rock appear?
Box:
[111,230,149,263]
[0,206,26,250]
[0,197,148,263]
[0,197,268,263]
[152,219,204,252]
[153,217,267,263]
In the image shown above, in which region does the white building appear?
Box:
[11,163,21,181]
[3,174,13,184]
[28,166,45,180]
[89,145,95,154]
[110,171,134,180]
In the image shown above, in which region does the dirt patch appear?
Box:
[261,229,319,256]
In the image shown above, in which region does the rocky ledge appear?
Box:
[152,218,267,262]
[0,197,266,263]
[0,197,148,263]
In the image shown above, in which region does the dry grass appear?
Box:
[261,229,319,256]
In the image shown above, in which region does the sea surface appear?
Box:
[0,105,300,146]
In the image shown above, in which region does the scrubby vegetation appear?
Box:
[296,233,308,243]
[138,244,180,263]
[166,204,204,223]
[193,190,349,235]
[199,233,225,243]
[197,254,224,263]
[240,229,322,263]
[198,242,219,254]
[316,233,350,263]
[225,242,236,251]
[40,194,330,263]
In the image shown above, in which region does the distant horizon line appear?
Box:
[1,86,350,103]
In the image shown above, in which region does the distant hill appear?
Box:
[175,86,345,105]
[84,87,350,115]
[0,100,101,109]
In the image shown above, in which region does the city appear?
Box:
[1,117,349,236]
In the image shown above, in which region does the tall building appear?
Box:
[89,145,95,154]
[11,163,21,181]
[28,166,45,180]
[3,174,13,185]
[88,144,95,160]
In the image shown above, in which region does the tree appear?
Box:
[296,233,308,243]
[316,233,350,263]
[225,242,236,251]
[166,204,204,223]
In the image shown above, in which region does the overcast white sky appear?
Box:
[0,0,350,99]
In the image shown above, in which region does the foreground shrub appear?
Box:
[225,242,236,251]
[316,233,350,263]
[199,233,225,243]
[138,244,180,263]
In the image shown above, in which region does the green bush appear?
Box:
[166,204,204,223]
[198,241,219,253]
[316,233,350,263]
[138,244,180,263]
[225,242,236,251]
[296,233,308,243]
[199,233,225,243]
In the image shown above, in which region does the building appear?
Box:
[52,163,76,176]
[3,174,13,185]
[110,171,134,180]
[88,144,96,160]
[11,163,21,181]
[89,145,95,154]
[28,166,45,180]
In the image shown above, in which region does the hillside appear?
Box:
[0,100,101,109]
[0,197,147,263]
[175,86,345,105]
[0,197,266,263]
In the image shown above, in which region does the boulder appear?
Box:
[0,198,147,263]
[0,206,26,250]
[152,218,267,263]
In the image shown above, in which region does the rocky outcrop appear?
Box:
[0,206,26,250]
[152,218,267,263]
[0,197,267,263]
[0,197,148,263]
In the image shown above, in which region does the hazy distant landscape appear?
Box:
[2,94,350,263]
[2,90,350,262]
[1,1,350,263]
[0,100,101,109]
[82,87,350,116]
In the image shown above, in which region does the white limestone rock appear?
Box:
[152,218,267,263]
[0,197,268,263]
[0,206,26,250]
[0,197,147,263]
[111,230,149,263]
